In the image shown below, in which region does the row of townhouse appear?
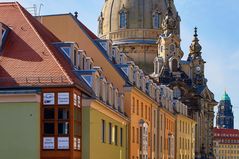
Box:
[0,2,195,159]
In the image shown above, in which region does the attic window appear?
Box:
[2,28,6,39]
[61,47,71,58]
[82,75,93,87]
[0,23,9,51]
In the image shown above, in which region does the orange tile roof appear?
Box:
[0,2,92,94]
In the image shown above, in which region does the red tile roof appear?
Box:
[0,2,91,94]
[213,128,239,140]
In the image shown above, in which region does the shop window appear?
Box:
[58,122,69,135]
[44,108,54,119]
[44,123,55,135]
[58,108,69,120]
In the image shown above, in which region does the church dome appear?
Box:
[99,0,177,38]
[98,0,179,74]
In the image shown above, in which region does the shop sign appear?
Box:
[58,93,70,105]
[58,137,69,149]
[43,93,55,105]
[43,137,54,149]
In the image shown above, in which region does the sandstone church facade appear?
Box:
[98,0,217,158]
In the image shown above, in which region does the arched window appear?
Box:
[119,5,127,29]
[152,11,161,29]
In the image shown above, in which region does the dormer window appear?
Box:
[73,49,77,66]
[107,83,113,106]
[113,89,119,110]
[0,22,9,51]
[119,5,127,29]
[86,57,93,70]
[61,47,71,58]
[120,53,127,64]
[152,10,161,29]
[82,75,93,87]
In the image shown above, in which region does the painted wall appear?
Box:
[82,100,127,159]
[0,102,40,159]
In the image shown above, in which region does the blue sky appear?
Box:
[6,0,239,128]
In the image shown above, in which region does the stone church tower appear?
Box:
[98,0,179,73]
[150,1,217,158]
[216,92,234,129]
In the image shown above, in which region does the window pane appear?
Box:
[58,122,69,135]
[58,108,69,120]
[44,123,54,135]
[109,123,112,144]
[102,120,105,143]
[120,128,123,146]
[44,108,54,119]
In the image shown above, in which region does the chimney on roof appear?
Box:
[74,12,78,19]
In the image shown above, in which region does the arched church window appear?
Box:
[119,5,127,29]
[172,59,178,72]
[152,11,161,29]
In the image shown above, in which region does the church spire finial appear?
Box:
[194,27,198,38]
[189,27,202,55]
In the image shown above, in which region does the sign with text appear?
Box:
[43,93,55,105]
[58,93,70,105]
[43,137,54,149]
[58,137,69,149]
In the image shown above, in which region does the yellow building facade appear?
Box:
[82,99,128,159]
[175,114,196,159]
